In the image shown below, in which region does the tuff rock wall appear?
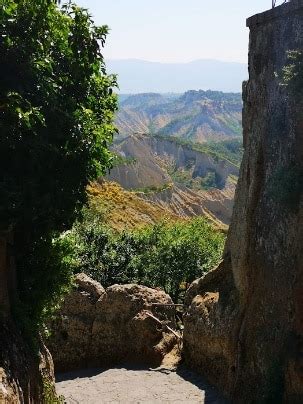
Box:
[183,1,303,402]
[48,274,178,372]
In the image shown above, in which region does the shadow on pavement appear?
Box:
[56,363,228,403]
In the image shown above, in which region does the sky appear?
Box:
[75,0,279,64]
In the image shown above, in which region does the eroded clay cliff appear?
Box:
[183,2,303,402]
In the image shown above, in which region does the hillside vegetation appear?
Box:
[154,135,243,167]
[87,181,178,230]
[53,180,227,303]
[116,90,242,143]
[69,204,225,302]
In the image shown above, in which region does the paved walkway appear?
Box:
[56,366,226,404]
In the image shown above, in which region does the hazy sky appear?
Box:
[76,0,278,63]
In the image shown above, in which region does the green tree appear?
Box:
[0,0,117,332]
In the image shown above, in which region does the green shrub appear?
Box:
[72,215,225,302]
[14,232,77,342]
[112,154,137,167]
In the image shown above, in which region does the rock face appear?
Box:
[183,2,303,402]
[48,274,178,372]
[108,134,239,191]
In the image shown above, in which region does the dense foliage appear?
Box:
[0,0,117,332]
[71,213,225,302]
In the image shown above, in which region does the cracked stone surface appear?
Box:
[56,366,226,404]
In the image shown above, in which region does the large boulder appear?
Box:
[48,274,178,372]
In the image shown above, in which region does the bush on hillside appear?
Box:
[72,214,225,302]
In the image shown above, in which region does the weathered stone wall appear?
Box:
[48,274,178,373]
[184,1,303,402]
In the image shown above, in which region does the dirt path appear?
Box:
[56,366,226,404]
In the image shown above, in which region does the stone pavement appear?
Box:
[56,366,226,404]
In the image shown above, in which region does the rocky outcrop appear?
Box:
[48,274,178,372]
[149,135,239,186]
[183,261,240,396]
[183,2,303,402]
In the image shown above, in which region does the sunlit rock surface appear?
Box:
[48,273,178,372]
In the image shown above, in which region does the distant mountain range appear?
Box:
[107,59,247,93]
[115,90,242,143]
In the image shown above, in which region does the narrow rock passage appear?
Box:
[56,366,226,404]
